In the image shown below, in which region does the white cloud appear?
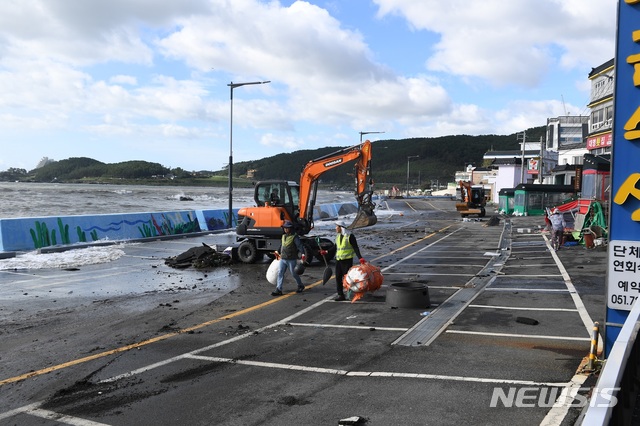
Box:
[373,0,616,86]
[110,75,138,86]
[260,133,302,150]
[0,0,619,171]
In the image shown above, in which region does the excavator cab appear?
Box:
[236,180,301,238]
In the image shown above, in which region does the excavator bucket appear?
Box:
[347,191,377,229]
[347,207,377,229]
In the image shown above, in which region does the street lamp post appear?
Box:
[227,80,270,228]
[359,130,385,143]
[406,155,419,196]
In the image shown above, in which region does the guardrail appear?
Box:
[579,298,640,424]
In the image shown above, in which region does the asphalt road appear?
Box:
[0,198,608,426]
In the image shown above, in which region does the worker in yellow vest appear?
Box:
[329,221,365,301]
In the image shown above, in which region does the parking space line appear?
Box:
[383,272,476,277]
[287,322,409,331]
[485,288,569,293]
[542,234,601,346]
[26,407,110,426]
[0,402,109,426]
[468,304,578,312]
[386,263,487,268]
[183,353,569,387]
[498,273,564,277]
[446,330,591,341]
[541,374,589,425]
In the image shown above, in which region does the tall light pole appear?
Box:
[227,80,270,228]
[359,131,385,143]
[406,155,419,196]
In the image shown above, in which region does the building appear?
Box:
[481,140,558,204]
[452,59,613,210]
[546,115,590,186]
[586,59,614,157]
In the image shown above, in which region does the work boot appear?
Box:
[296,285,305,293]
[271,289,283,296]
[334,294,346,301]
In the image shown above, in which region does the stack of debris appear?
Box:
[165,243,232,269]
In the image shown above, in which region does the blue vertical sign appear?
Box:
[606,0,640,356]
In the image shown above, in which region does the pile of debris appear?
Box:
[165,243,232,269]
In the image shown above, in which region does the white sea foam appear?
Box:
[0,245,127,270]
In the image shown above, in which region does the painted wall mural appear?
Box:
[0,202,359,252]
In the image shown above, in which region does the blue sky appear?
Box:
[0,0,617,172]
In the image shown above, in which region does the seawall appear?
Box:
[0,202,361,253]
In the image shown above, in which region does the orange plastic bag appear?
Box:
[342,262,384,303]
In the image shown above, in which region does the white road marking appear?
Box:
[540,374,589,426]
[485,288,569,292]
[542,234,601,343]
[383,272,476,277]
[183,354,569,387]
[446,330,591,341]
[0,402,110,426]
[287,322,409,331]
[468,304,578,312]
[494,274,564,277]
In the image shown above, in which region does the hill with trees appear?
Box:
[232,126,545,188]
[1,126,545,187]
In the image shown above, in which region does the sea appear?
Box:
[0,182,354,219]
[0,182,358,269]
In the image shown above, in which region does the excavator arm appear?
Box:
[298,140,376,230]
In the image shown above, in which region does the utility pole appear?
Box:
[538,135,545,184]
[518,131,527,184]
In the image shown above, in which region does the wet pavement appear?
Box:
[0,198,608,425]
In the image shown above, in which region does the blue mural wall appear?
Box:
[0,202,359,252]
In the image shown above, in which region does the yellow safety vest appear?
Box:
[335,234,355,260]
[281,234,298,259]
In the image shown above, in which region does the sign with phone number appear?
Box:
[608,240,640,310]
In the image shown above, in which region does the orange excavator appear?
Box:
[234,141,377,263]
[456,180,487,217]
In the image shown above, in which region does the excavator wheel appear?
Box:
[301,241,314,266]
[315,238,335,263]
[237,240,261,264]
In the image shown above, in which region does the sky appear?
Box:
[0,0,617,172]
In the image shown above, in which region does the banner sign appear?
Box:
[527,158,539,174]
[606,0,640,355]
[587,132,613,150]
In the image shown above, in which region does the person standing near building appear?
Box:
[272,220,306,296]
[328,221,366,301]
[549,208,567,251]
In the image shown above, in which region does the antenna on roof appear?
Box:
[561,95,570,115]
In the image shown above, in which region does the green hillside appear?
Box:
[231,126,545,187]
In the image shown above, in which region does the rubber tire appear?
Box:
[315,238,336,263]
[301,241,314,266]
[237,240,261,264]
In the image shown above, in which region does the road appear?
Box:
[0,198,607,425]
